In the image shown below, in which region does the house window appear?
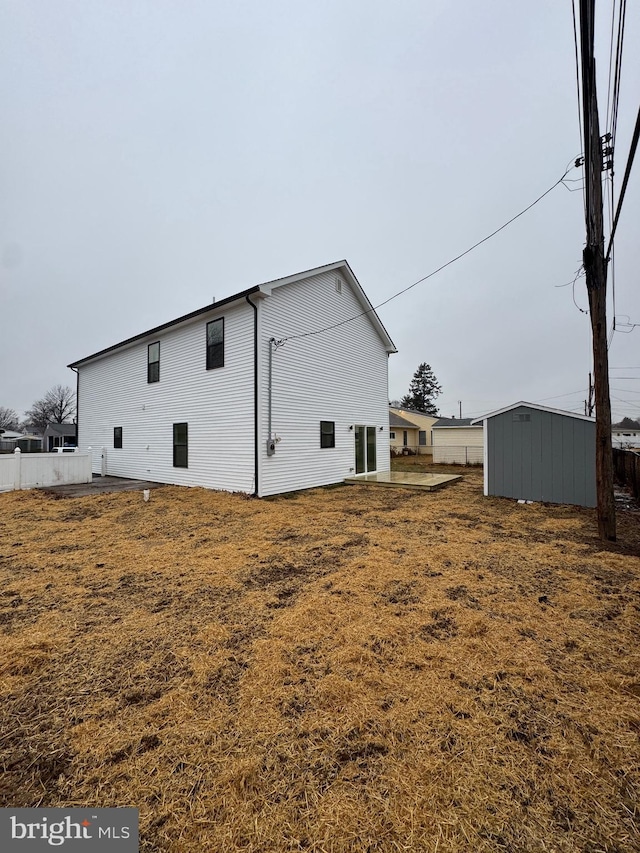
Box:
[148,342,160,383]
[173,423,188,468]
[206,318,224,369]
[419,430,427,446]
[320,421,335,449]
[390,431,396,440]
[114,427,123,449]
[403,430,408,446]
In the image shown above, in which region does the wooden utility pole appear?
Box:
[579,0,616,540]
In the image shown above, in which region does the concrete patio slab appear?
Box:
[344,471,462,491]
[40,476,165,498]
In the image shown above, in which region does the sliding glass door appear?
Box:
[355,425,377,474]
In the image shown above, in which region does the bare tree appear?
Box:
[44,384,76,423]
[24,385,76,433]
[0,407,20,432]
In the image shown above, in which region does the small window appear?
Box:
[513,413,531,422]
[114,427,123,449]
[173,423,188,467]
[148,342,160,383]
[320,421,335,449]
[419,430,427,446]
[206,318,224,370]
[390,431,396,440]
[403,430,408,446]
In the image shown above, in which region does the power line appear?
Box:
[274,165,574,346]
[605,103,640,261]
[533,389,589,402]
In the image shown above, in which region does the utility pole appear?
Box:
[458,400,462,419]
[579,0,616,540]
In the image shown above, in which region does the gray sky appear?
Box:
[2,1,639,423]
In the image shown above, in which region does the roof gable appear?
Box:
[470,401,595,425]
[261,260,396,353]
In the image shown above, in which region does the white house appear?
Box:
[432,417,484,465]
[68,261,397,497]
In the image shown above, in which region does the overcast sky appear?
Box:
[2,1,639,423]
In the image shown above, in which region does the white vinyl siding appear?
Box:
[77,301,255,492]
[258,271,390,496]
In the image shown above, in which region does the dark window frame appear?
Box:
[206,318,224,370]
[320,420,335,449]
[114,427,123,449]
[148,342,160,383]
[173,422,188,468]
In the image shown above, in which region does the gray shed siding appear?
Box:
[487,406,596,507]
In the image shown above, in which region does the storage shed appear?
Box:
[471,402,596,507]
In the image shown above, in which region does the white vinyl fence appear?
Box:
[0,449,92,492]
[432,445,484,465]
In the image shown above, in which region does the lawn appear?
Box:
[1,467,639,852]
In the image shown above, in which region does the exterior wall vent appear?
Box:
[513,413,531,422]
[335,277,342,294]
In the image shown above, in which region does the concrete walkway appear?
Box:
[344,471,462,491]
[41,476,165,498]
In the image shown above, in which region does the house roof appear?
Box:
[390,406,438,420]
[389,411,420,429]
[44,423,77,436]
[433,417,478,428]
[68,260,396,368]
[470,401,595,425]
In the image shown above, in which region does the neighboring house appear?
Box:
[0,430,23,454]
[612,426,640,449]
[471,402,595,507]
[68,260,397,497]
[43,422,77,452]
[390,407,438,454]
[432,417,483,464]
[389,410,420,454]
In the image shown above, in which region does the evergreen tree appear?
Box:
[400,363,442,415]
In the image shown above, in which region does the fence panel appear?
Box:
[0,450,92,492]
[613,448,640,499]
[0,454,19,491]
[432,445,484,465]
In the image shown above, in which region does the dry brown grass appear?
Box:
[1,469,639,852]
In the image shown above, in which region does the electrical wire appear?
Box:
[571,0,586,213]
[610,0,627,150]
[605,103,640,261]
[533,389,588,402]
[273,165,575,346]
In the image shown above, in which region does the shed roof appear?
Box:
[470,401,595,425]
[68,260,396,368]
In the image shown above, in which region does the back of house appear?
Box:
[69,261,396,496]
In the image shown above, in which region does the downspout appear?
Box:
[70,367,79,448]
[245,295,259,496]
